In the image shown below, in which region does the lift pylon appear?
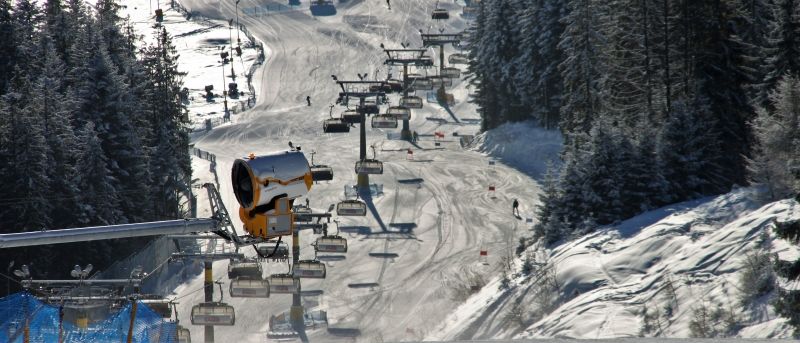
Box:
[382,46,434,140]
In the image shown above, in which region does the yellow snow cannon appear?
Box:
[231,151,313,239]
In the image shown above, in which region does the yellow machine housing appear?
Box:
[231,151,313,239]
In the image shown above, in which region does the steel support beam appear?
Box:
[0,219,218,249]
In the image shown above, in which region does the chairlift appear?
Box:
[268,273,300,294]
[411,77,433,91]
[323,118,350,133]
[387,106,411,120]
[323,105,350,133]
[190,302,235,326]
[229,278,270,298]
[429,75,453,87]
[432,8,450,20]
[372,114,398,129]
[441,67,461,79]
[176,325,191,343]
[336,199,367,216]
[310,164,334,181]
[355,159,384,174]
[448,53,469,65]
[342,109,361,124]
[266,330,299,340]
[292,260,327,279]
[400,96,423,109]
[256,241,289,261]
[316,235,348,253]
[358,103,379,115]
[293,205,313,222]
[227,259,262,279]
[385,79,404,93]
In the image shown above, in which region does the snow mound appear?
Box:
[469,121,562,179]
[429,188,800,340]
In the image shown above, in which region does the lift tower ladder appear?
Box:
[382,47,434,140]
[334,80,387,192]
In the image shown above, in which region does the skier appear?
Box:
[306,95,311,106]
[412,131,418,143]
[386,0,391,10]
[512,198,520,216]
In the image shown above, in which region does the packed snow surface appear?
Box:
[169,0,542,341]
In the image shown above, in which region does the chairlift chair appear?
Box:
[292,260,327,279]
[323,118,350,133]
[387,106,411,120]
[310,164,334,181]
[229,278,270,298]
[357,103,379,115]
[256,241,289,261]
[400,96,424,109]
[432,8,450,20]
[411,77,433,91]
[341,109,361,124]
[371,114,398,129]
[386,79,404,93]
[293,205,313,222]
[355,159,384,174]
[176,325,191,343]
[429,75,453,87]
[336,199,367,216]
[316,235,348,253]
[448,53,469,64]
[227,259,262,279]
[268,273,300,294]
[441,67,461,79]
[190,302,235,326]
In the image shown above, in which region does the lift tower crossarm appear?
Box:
[0,218,218,249]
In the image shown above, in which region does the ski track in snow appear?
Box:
[166,0,542,341]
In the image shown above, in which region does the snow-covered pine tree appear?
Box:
[754,0,800,109]
[581,121,626,225]
[76,122,122,226]
[470,0,524,128]
[626,122,670,212]
[11,0,41,69]
[6,75,53,232]
[558,0,608,134]
[688,0,754,188]
[141,27,190,219]
[556,136,591,234]
[0,0,14,94]
[534,0,566,129]
[749,74,800,199]
[731,0,772,103]
[534,162,566,244]
[657,95,724,201]
[601,0,654,126]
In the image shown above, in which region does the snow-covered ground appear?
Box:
[121,0,263,131]
[164,0,545,342]
[429,189,800,340]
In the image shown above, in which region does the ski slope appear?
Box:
[167,0,551,341]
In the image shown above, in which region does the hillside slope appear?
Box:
[429,189,800,340]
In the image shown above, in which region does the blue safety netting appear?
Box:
[0,292,178,342]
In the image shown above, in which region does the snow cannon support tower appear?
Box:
[231,151,313,239]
